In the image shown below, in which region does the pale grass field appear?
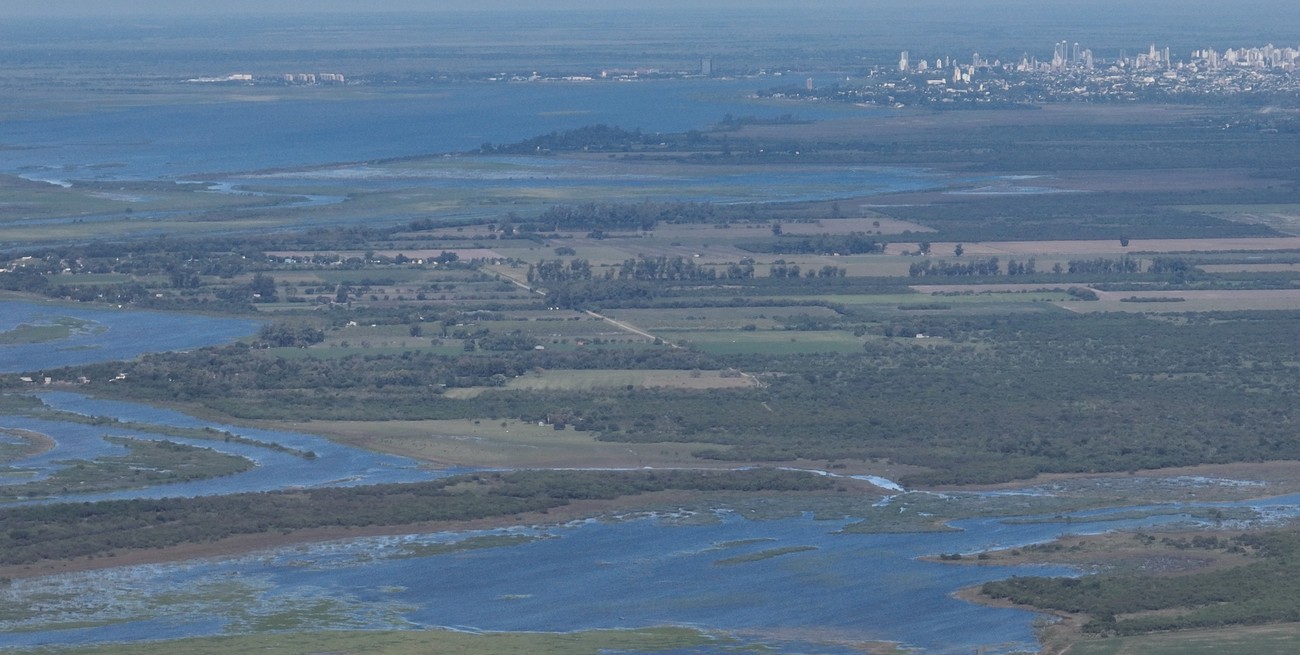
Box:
[1198,263,1300,273]
[1066,288,1300,313]
[272,416,731,468]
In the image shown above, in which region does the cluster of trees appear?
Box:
[1065,257,1142,275]
[741,232,882,255]
[475,330,540,352]
[256,322,326,348]
[535,203,660,231]
[904,256,1170,278]
[768,262,846,278]
[908,258,1002,277]
[217,272,278,303]
[528,258,594,283]
[528,256,757,287]
[609,255,753,282]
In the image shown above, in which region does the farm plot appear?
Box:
[1068,288,1300,313]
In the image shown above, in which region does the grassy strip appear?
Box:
[392,533,547,559]
[714,545,818,566]
[17,404,317,460]
[2,626,719,655]
[0,468,832,567]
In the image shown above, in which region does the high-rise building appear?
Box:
[898,51,909,73]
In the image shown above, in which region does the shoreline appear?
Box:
[0,427,56,461]
[0,489,703,580]
[6,459,1298,581]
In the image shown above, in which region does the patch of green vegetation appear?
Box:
[0,437,254,502]
[983,531,1300,637]
[7,403,317,460]
[393,533,547,559]
[999,506,1256,525]
[0,317,100,345]
[709,538,777,551]
[839,491,1127,534]
[0,395,44,414]
[2,619,134,635]
[0,323,72,345]
[714,545,818,566]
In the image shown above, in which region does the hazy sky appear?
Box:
[0,0,765,16]
[5,0,1295,17]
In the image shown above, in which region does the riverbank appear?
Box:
[0,427,55,462]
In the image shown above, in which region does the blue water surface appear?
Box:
[7,495,1300,655]
[0,80,868,183]
[0,392,441,503]
[0,300,258,373]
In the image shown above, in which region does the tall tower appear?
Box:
[899,51,909,73]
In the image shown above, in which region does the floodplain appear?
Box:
[6,7,1300,654]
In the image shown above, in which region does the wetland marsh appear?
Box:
[7,6,1300,654]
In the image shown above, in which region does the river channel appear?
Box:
[3,304,1299,653]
